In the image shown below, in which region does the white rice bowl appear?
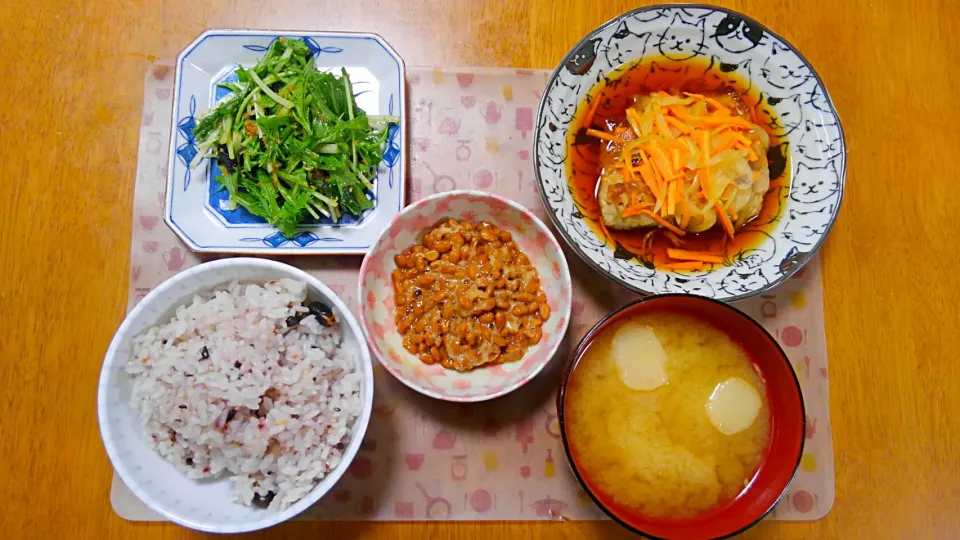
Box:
[98,259,373,533]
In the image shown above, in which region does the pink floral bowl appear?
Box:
[358,190,572,402]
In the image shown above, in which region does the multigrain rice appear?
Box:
[126,279,361,510]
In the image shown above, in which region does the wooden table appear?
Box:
[3,0,958,538]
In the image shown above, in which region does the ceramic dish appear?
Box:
[166,29,406,254]
[97,258,374,532]
[558,294,805,539]
[358,190,572,402]
[534,5,845,300]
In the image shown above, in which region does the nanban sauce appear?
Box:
[567,57,790,268]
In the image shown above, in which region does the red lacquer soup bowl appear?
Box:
[557,295,805,540]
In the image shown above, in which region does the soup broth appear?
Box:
[564,311,770,520]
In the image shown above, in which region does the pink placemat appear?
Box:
[111,65,834,522]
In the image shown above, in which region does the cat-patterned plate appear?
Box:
[534,5,845,301]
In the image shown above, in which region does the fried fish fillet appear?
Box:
[598,91,771,233]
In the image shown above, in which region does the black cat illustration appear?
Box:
[761,46,814,91]
[602,19,653,67]
[566,38,601,75]
[702,57,753,94]
[778,246,808,275]
[789,160,841,205]
[713,14,765,53]
[783,206,831,246]
[758,92,803,136]
[656,13,707,61]
[796,119,843,163]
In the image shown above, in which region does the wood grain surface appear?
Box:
[2,0,959,538]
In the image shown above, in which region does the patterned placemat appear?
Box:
[110,64,833,521]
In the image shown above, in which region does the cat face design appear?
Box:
[759,93,803,136]
[709,58,754,94]
[760,46,814,91]
[603,19,653,67]
[720,267,770,296]
[796,120,843,162]
[713,14,764,53]
[565,38,601,76]
[790,160,841,205]
[672,277,716,297]
[656,14,707,61]
[783,206,830,246]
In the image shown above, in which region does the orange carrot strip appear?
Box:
[667,180,676,216]
[700,168,713,198]
[637,163,661,200]
[583,92,603,129]
[715,202,735,238]
[667,248,725,264]
[657,261,705,271]
[663,230,684,247]
[682,92,705,100]
[671,149,680,171]
[705,97,731,115]
[664,115,692,134]
[700,130,711,162]
[586,128,618,142]
[639,209,686,236]
[621,203,655,218]
[648,144,674,179]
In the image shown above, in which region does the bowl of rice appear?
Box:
[97,258,373,533]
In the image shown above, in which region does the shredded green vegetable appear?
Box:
[191,38,398,237]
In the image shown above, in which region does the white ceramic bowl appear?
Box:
[358,190,573,402]
[97,258,374,533]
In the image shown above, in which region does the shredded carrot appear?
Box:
[586,128,618,142]
[705,97,731,115]
[614,126,628,135]
[637,163,661,200]
[700,167,713,198]
[682,92,705,100]
[699,130,711,162]
[648,144,674,179]
[657,261,704,271]
[622,202,654,218]
[664,115,692,134]
[639,209,686,236]
[583,93,603,129]
[752,171,760,179]
[663,230,685,247]
[671,149,680,171]
[667,179,676,216]
[715,202,735,238]
[666,248,724,264]
[732,133,759,160]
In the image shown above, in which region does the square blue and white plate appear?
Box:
[165,29,406,255]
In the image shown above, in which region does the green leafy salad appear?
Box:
[190,38,398,237]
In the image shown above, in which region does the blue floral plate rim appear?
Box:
[164,28,406,255]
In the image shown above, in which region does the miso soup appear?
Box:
[564,311,770,520]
